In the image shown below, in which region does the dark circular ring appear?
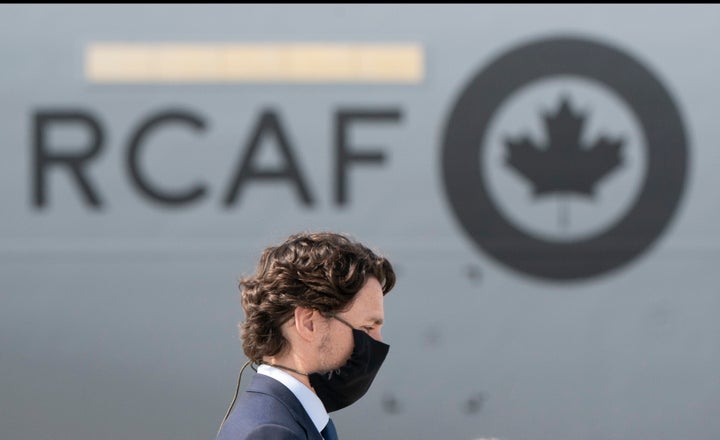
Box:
[441,36,688,280]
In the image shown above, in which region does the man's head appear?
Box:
[239,231,395,365]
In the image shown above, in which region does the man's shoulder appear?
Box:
[241,423,303,440]
[216,374,319,440]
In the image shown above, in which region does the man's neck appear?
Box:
[261,356,314,390]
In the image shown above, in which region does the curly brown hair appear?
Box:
[238,231,396,362]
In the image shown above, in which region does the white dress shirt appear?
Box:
[256,364,329,435]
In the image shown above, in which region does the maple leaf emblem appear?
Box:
[505,97,624,196]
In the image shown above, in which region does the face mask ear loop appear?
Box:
[329,314,356,331]
[216,359,254,437]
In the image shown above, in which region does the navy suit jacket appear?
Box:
[216,373,325,440]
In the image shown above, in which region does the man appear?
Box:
[217,231,396,440]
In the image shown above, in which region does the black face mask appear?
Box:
[309,316,389,413]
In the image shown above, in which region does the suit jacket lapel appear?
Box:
[247,373,324,440]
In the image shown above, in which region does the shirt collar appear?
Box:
[257,364,329,434]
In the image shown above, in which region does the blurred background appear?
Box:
[1,4,718,440]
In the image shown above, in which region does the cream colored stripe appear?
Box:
[85,43,424,83]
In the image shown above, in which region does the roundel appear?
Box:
[441,36,688,280]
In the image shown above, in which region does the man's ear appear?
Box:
[293,306,318,341]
